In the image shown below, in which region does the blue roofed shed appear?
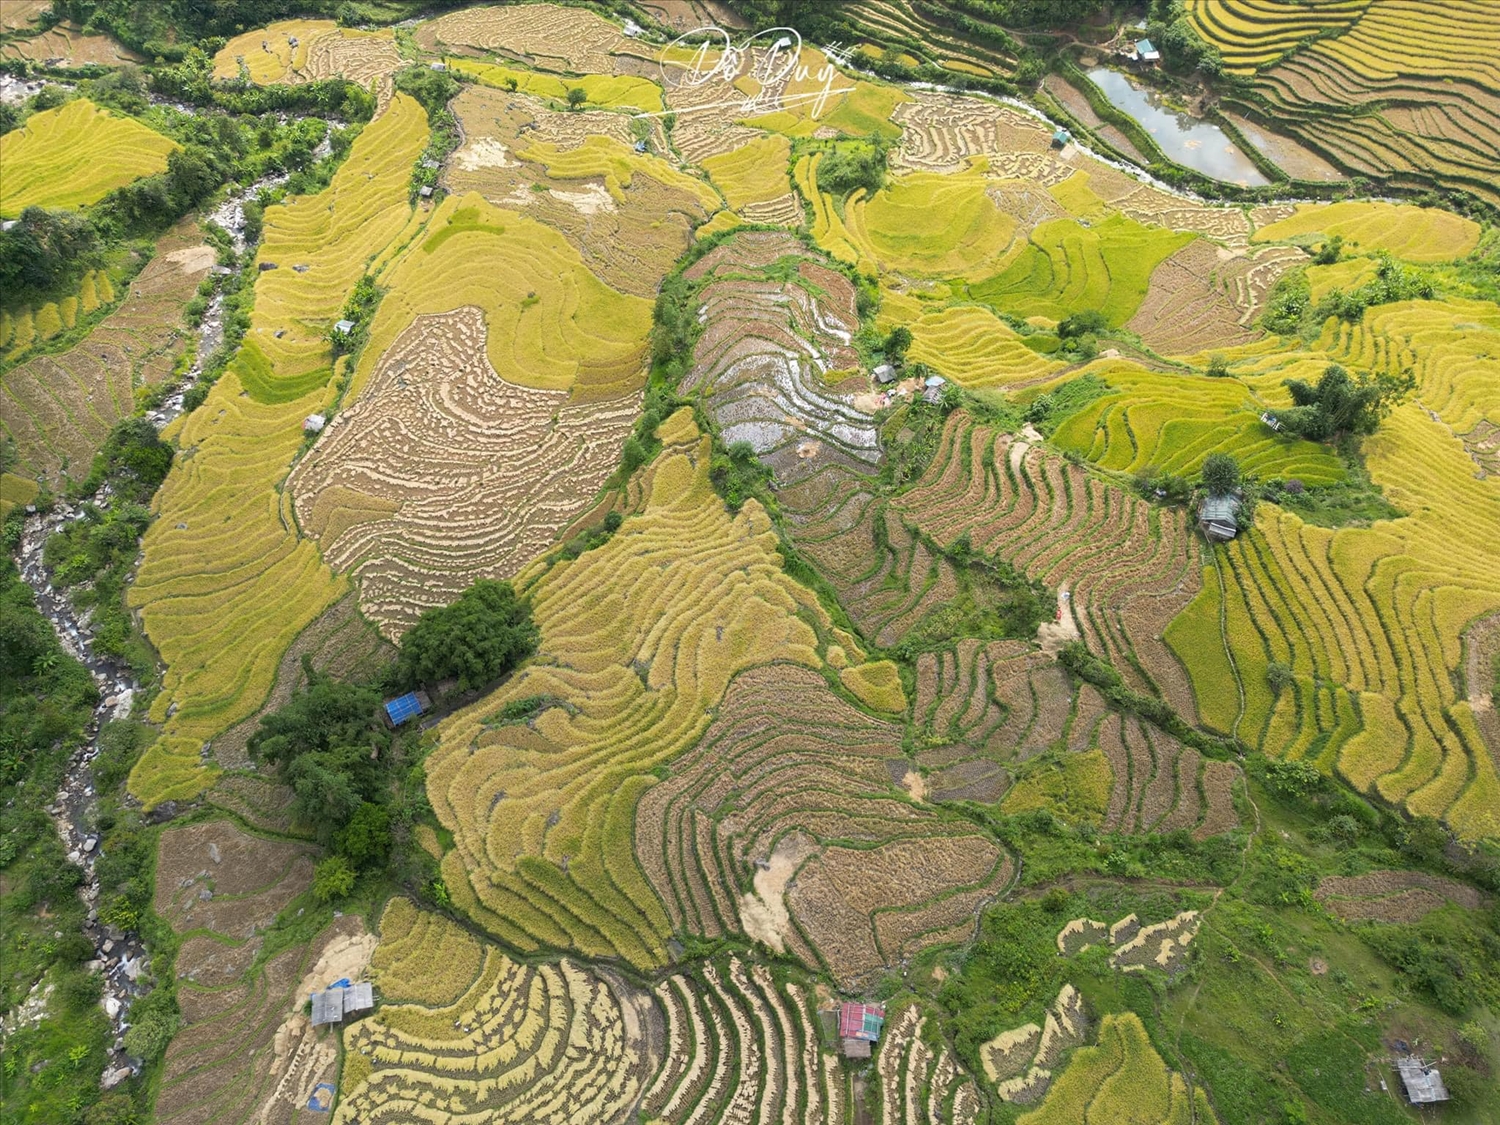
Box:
[383,691,431,727]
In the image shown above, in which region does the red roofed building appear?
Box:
[838,1002,885,1057]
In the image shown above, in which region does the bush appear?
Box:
[336,801,391,870]
[1266,661,1294,694]
[813,141,887,198]
[1312,234,1343,265]
[394,579,538,693]
[1057,309,1107,338]
[122,990,178,1060]
[312,855,356,902]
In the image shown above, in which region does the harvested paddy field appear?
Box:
[897,411,1203,713]
[0,98,176,217]
[212,19,401,90]
[444,86,708,297]
[153,818,370,1125]
[0,20,143,66]
[638,664,1012,985]
[289,306,641,638]
[681,230,879,482]
[1,221,212,485]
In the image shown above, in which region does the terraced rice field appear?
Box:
[1190,0,1500,207]
[1167,300,1500,839]
[449,57,664,112]
[444,86,707,298]
[1044,361,1346,484]
[1250,200,1480,263]
[415,2,628,73]
[290,305,640,637]
[1,267,118,360]
[638,664,1012,986]
[126,95,428,808]
[1314,869,1487,923]
[1017,1011,1215,1123]
[211,19,401,93]
[425,417,841,967]
[0,98,176,217]
[681,231,879,482]
[803,158,1018,281]
[339,899,658,1124]
[644,957,853,1125]
[968,214,1193,327]
[884,304,1064,388]
[877,1001,983,1124]
[980,985,1089,1105]
[153,818,372,1125]
[2,223,212,485]
[0,20,144,66]
[896,412,1201,715]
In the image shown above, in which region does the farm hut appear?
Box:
[1052,127,1072,148]
[383,691,431,727]
[839,1002,885,1041]
[303,414,326,434]
[1197,495,1241,542]
[345,982,374,1015]
[924,375,947,388]
[1395,1059,1449,1104]
[922,386,944,405]
[1136,39,1160,64]
[873,364,897,384]
[430,61,447,70]
[1260,411,1283,432]
[310,989,344,1027]
[419,186,434,198]
[334,319,355,335]
[842,1037,872,1059]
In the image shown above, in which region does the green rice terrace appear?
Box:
[1,1,1498,1123]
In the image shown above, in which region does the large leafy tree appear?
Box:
[395,579,538,692]
[248,675,388,837]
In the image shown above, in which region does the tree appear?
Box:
[1205,356,1230,378]
[1200,452,1241,495]
[394,579,538,692]
[1278,363,1416,441]
[1265,660,1293,694]
[567,86,587,110]
[1057,309,1107,338]
[249,675,388,836]
[884,325,912,363]
[337,801,391,869]
[1312,234,1343,265]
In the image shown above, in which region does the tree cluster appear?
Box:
[1276,363,1415,441]
[394,579,538,693]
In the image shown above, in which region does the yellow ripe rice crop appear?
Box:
[0,473,39,519]
[426,419,838,967]
[1185,0,1363,74]
[127,98,427,809]
[1019,1012,1214,1124]
[448,57,664,112]
[0,98,176,217]
[1252,201,1479,263]
[517,133,723,212]
[352,191,651,401]
[701,134,793,212]
[839,659,907,713]
[370,898,485,1007]
[888,304,1063,388]
[341,906,658,1124]
[807,163,1016,280]
[741,47,908,141]
[244,94,429,400]
[1045,360,1345,484]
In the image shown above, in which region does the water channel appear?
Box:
[1085,66,1269,187]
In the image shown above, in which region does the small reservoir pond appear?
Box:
[1085,67,1269,186]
